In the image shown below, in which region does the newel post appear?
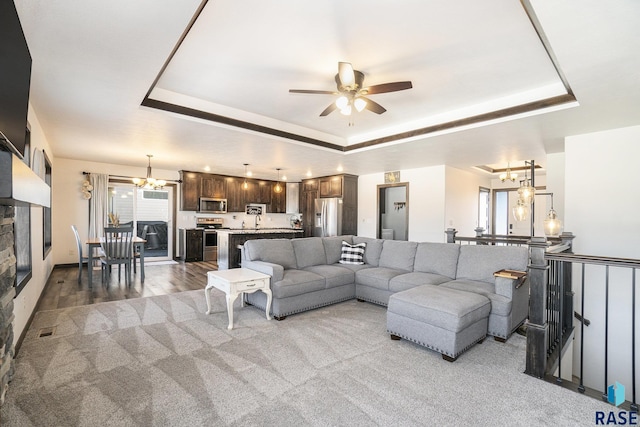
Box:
[525,236,550,378]
[445,228,457,244]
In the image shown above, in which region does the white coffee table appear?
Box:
[205,268,272,330]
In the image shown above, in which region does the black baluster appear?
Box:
[578,263,586,393]
[602,266,609,402]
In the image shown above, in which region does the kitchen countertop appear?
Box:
[216,228,304,235]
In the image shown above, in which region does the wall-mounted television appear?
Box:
[0,0,32,160]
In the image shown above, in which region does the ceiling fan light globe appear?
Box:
[340,105,352,116]
[338,62,355,88]
[335,96,349,110]
[354,97,367,112]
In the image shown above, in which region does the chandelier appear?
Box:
[132,155,166,190]
[499,163,518,182]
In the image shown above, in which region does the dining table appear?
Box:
[86,237,146,288]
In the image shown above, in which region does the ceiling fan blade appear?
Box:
[365,81,413,95]
[289,89,337,95]
[338,62,355,88]
[319,103,338,117]
[360,97,387,114]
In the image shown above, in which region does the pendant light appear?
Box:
[132,155,166,190]
[242,163,249,190]
[274,168,283,194]
[542,193,563,236]
[512,198,528,222]
[517,168,535,205]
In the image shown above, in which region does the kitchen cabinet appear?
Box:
[226,177,245,212]
[301,179,318,237]
[180,171,201,211]
[254,181,272,204]
[181,171,289,213]
[182,228,203,262]
[270,182,287,213]
[319,176,343,198]
[201,174,226,199]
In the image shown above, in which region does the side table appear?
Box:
[205,268,272,330]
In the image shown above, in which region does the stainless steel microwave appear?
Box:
[199,198,227,214]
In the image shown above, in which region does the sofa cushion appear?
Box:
[339,241,366,265]
[456,245,529,284]
[244,239,297,270]
[356,267,406,291]
[353,236,384,266]
[379,240,418,272]
[291,237,327,268]
[272,269,326,298]
[413,242,460,279]
[323,235,353,264]
[440,279,512,317]
[389,272,451,293]
[304,264,355,289]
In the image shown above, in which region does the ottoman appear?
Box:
[387,285,491,361]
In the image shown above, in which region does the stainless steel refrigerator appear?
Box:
[314,198,343,237]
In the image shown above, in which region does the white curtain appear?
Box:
[89,173,109,240]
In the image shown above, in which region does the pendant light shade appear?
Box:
[242,163,249,190]
[543,208,563,236]
[274,168,283,194]
[512,198,528,222]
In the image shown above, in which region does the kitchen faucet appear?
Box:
[254,214,261,229]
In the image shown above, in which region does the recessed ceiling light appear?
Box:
[281,175,287,181]
[306,171,312,177]
[247,171,253,177]
[203,165,210,172]
[337,165,344,172]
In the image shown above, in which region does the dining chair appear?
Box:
[100,226,134,285]
[132,224,148,274]
[71,225,89,283]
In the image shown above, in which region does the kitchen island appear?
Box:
[216,228,304,270]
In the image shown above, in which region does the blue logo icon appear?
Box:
[607,382,625,407]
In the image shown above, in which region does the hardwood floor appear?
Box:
[36,260,219,311]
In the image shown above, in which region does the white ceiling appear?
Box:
[14,0,640,182]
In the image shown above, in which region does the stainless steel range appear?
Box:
[196,217,225,261]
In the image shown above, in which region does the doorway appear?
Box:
[493,188,548,236]
[377,183,409,240]
[107,182,175,260]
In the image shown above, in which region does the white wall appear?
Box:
[445,166,492,237]
[13,104,55,342]
[565,125,640,392]
[358,167,447,241]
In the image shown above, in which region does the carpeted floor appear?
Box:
[1,289,613,426]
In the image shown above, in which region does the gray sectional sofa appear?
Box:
[241,235,529,358]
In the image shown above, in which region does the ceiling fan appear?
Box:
[289,62,412,117]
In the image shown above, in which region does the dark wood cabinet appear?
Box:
[181,171,293,213]
[180,171,201,211]
[226,177,245,213]
[270,183,287,213]
[301,180,318,237]
[201,175,226,199]
[319,176,343,198]
[184,228,203,262]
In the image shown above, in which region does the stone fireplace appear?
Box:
[0,204,15,404]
